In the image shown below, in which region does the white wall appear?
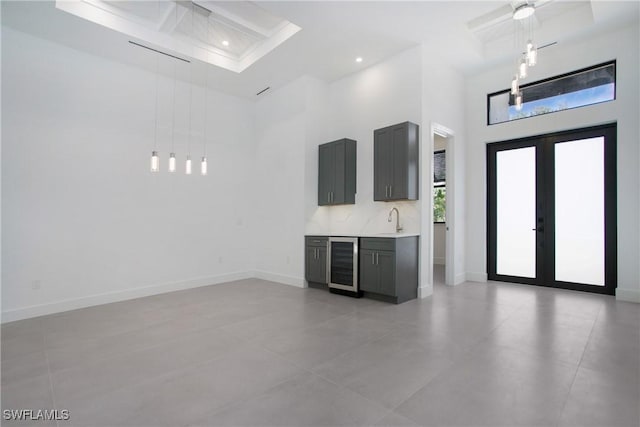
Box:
[255,48,424,287]
[420,44,468,295]
[1,27,255,321]
[322,47,423,236]
[251,77,310,286]
[0,29,429,320]
[465,23,640,302]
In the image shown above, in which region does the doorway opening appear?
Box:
[487,123,617,295]
[433,136,447,286]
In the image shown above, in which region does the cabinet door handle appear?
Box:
[385,186,388,197]
[389,186,392,197]
[371,253,375,264]
[376,253,379,265]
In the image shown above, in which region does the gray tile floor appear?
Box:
[2,266,639,426]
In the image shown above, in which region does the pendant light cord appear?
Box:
[153,55,159,151]
[203,6,209,158]
[170,2,178,154]
[187,1,194,157]
[153,1,160,152]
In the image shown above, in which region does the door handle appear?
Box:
[389,186,392,197]
[371,253,375,264]
[376,253,379,265]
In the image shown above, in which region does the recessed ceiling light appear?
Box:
[355,57,363,63]
[222,40,230,47]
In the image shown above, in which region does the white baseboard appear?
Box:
[1,271,252,323]
[454,272,466,285]
[616,288,640,303]
[418,287,433,299]
[252,270,305,288]
[433,257,445,265]
[466,272,488,282]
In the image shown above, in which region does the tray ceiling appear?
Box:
[55,0,301,73]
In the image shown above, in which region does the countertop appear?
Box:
[306,232,420,238]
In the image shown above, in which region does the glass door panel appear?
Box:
[487,123,616,295]
[554,137,605,285]
[496,147,537,278]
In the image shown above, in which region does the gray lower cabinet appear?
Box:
[359,236,419,303]
[305,236,328,286]
[318,139,356,206]
[374,122,419,201]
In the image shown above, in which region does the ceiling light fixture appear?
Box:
[513,3,535,20]
[355,57,363,63]
[222,40,230,47]
[509,2,539,113]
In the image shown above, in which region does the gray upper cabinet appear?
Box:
[374,122,419,201]
[318,139,356,206]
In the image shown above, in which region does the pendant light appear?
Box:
[150,44,160,172]
[511,75,519,95]
[169,153,176,172]
[168,2,178,173]
[509,2,540,104]
[151,151,159,172]
[201,156,208,175]
[526,40,537,66]
[185,1,194,175]
[201,4,210,177]
[518,57,528,79]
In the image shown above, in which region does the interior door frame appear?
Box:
[487,123,617,295]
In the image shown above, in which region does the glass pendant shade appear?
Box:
[201,156,208,176]
[150,151,159,172]
[515,92,523,111]
[526,41,538,67]
[511,75,519,95]
[186,156,192,175]
[519,58,528,79]
[169,153,176,173]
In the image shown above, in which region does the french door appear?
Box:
[487,124,616,295]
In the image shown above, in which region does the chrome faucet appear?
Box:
[388,207,403,232]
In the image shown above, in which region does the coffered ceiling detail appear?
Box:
[55,0,301,73]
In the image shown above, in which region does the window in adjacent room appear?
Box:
[488,61,616,125]
[434,150,446,223]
